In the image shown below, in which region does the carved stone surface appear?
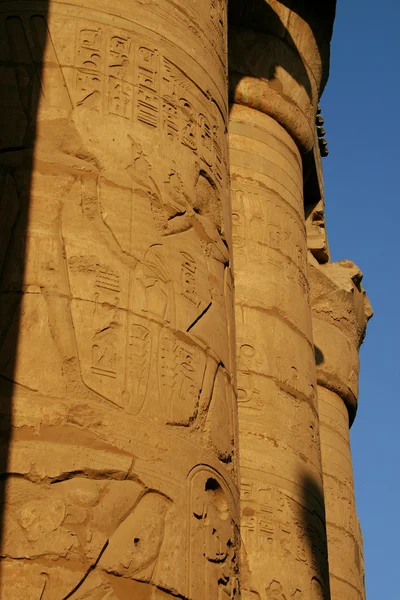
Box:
[230,104,330,598]
[309,257,372,600]
[0,1,372,598]
[0,1,239,597]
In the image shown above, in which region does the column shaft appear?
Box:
[309,259,372,600]
[0,2,239,598]
[318,387,366,600]
[230,104,329,599]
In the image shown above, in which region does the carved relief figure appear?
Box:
[189,468,238,599]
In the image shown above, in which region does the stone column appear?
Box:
[0,2,239,598]
[228,2,336,598]
[309,258,372,600]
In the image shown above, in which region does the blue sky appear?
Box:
[321,1,399,596]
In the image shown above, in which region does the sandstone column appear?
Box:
[0,2,240,598]
[309,258,372,600]
[228,2,336,598]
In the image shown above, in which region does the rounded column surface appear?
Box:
[230,104,330,599]
[309,258,372,600]
[0,1,239,598]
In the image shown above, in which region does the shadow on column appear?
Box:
[229,0,336,98]
[300,471,331,600]
[0,5,49,554]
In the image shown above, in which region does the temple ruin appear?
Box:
[0,1,371,599]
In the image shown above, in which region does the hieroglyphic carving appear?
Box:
[265,581,305,600]
[180,98,197,150]
[210,0,226,40]
[161,58,180,140]
[240,478,327,580]
[181,251,199,306]
[75,27,104,110]
[128,321,152,415]
[189,467,238,599]
[138,244,172,322]
[231,180,308,287]
[70,22,227,185]
[159,329,206,424]
[235,309,315,409]
[75,26,134,115]
[324,477,356,537]
[159,59,226,183]
[266,581,287,599]
[108,34,134,118]
[199,113,214,167]
[241,480,286,557]
[236,322,264,414]
[136,45,159,127]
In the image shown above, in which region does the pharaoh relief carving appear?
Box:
[61,146,234,429]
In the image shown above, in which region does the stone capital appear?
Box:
[309,257,373,423]
[229,2,336,152]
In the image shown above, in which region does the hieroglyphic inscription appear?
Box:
[136,45,159,127]
[240,479,325,573]
[209,0,227,71]
[128,321,151,415]
[161,58,180,140]
[181,251,199,307]
[210,0,226,40]
[108,34,133,118]
[199,113,214,167]
[236,312,315,411]
[236,332,264,415]
[91,328,118,379]
[95,265,120,293]
[91,264,121,380]
[232,180,308,290]
[180,99,197,150]
[159,330,206,424]
[76,27,104,110]
[72,24,227,185]
[324,477,356,537]
[265,581,305,599]
[75,26,134,114]
[159,58,225,182]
